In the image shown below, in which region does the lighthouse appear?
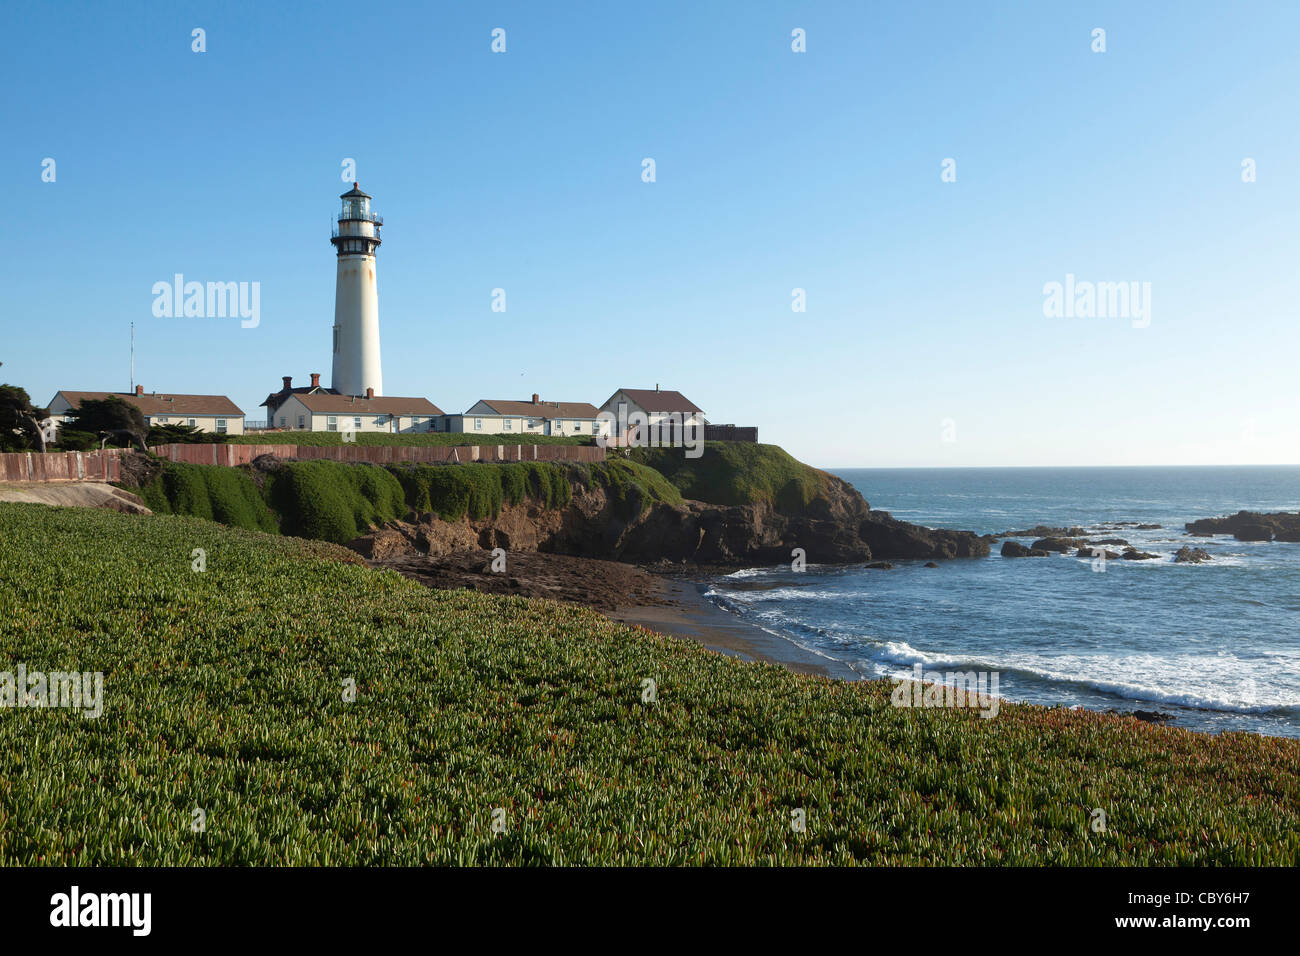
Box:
[330,183,383,397]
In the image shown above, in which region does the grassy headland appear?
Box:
[137,458,681,544]
[630,442,831,512]
[1,502,1296,865]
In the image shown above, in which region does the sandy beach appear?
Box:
[607,577,857,679]
[368,546,853,679]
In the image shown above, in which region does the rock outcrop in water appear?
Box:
[856,507,990,560]
[1185,511,1300,542]
[1000,541,1050,558]
[1121,547,1160,561]
[1077,546,1120,560]
[1031,536,1086,552]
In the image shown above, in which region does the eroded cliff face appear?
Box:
[349,472,989,566]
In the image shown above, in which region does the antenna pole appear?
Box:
[130,322,134,392]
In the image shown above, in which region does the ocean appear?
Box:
[702,466,1300,738]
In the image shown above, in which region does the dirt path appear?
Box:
[0,481,151,514]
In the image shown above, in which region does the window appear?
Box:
[353,417,362,430]
[375,416,386,426]
[188,419,196,427]
[503,418,513,430]
[327,416,338,432]
[474,418,483,430]
[297,415,305,429]
[156,416,168,424]
[216,419,227,434]
[574,422,583,431]
[278,416,286,427]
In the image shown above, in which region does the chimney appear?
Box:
[135,384,144,396]
[310,372,321,389]
[366,387,374,399]
[532,393,539,404]
[655,383,660,392]
[282,376,292,390]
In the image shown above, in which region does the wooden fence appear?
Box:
[1,443,605,484]
[0,449,124,483]
[147,443,607,466]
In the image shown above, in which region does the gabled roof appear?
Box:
[54,391,244,417]
[474,399,601,419]
[285,393,444,416]
[261,385,337,409]
[605,388,704,415]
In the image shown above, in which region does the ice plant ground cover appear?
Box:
[0,501,1297,865]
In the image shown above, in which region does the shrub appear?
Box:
[266,461,405,544]
[137,458,675,543]
[51,429,99,451]
[588,459,682,516]
[140,462,276,533]
[630,442,826,513]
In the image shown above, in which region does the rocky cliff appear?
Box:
[1185,510,1300,542]
[350,471,989,566]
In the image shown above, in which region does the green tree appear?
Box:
[147,422,222,445]
[65,396,148,450]
[0,384,51,452]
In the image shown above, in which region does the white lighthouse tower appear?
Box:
[330,183,383,397]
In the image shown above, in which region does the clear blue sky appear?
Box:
[3,1,1297,467]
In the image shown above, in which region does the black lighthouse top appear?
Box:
[338,183,380,223]
[332,183,382,255]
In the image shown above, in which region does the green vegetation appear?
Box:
[48,430,100,452]
[583,458,683,516]
[147,422,224,446]
[0,384,49,452]
[225,432,592,447]
[392,461,572,521]
[1,501,1296,865]
[139,462,278,533]
[62,395,147,450]
[630,442,829,513]
[265,461,407,543]
[137,457,682,544]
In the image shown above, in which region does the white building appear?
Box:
[261,374,442,433]
[330,183,384,397]
[269,390,442,434]
[443,396,610,438]
[47,387,246,435]
[599,387,706,442]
